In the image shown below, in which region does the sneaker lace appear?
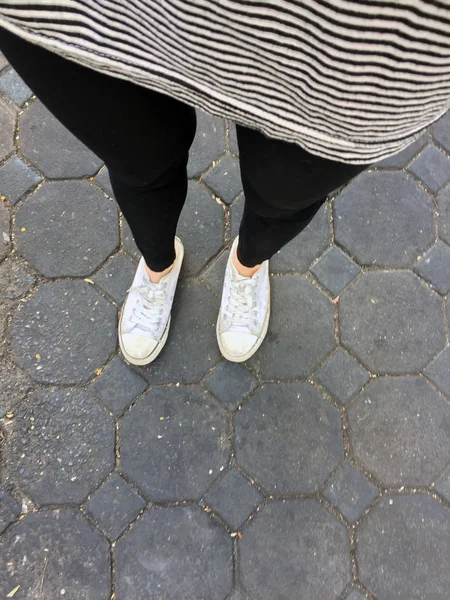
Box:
[227,273,258,328]
[128,280,167,334]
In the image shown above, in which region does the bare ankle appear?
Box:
[144,261,174,283]
[232,246,261,278]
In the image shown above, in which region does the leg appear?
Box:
[0,28,196,273]
[236,125,367,268]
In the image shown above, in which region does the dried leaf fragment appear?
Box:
[7,585,21,597]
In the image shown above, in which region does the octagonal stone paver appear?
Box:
[10,281,117,384]
[0,200,11,261]
[19,100,103,178]
[115,506,232,600]
[357,495,450,600]
[178,181,224,277]
[437,183,450,245]
[120,386,231,500]
[249,275,335,379]
[0,360,32,419]
[0,155,41,204]
[200,248,230,297]
[334,171,435,268]
[348,376,450,487]
[0,68,33,106]
[240,499,351,600]
[235,383,343,493]
[121,217,141,262]
[93,252,135,305]
[0,490,21,534]
[0,96,15,161]
[6,387,115,505]
[139,280,220,384]
[432,110,450,152]
[15,181,119,277]
[0,511,110,600]
[0,255,35,348]
[340,271,445,374]
[187,111,226,178]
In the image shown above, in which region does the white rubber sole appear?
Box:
[217,293,271,363]
[119,313,171,366]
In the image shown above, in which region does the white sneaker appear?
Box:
[119,237,184,365]
[217,237,270,362]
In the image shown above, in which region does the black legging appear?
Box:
[0,29,366,271]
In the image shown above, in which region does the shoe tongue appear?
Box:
[232,262,255,282]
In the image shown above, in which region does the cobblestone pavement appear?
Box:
[1,57,450,600]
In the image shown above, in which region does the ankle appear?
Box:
[144,260,174,283]
[232,246,261,278]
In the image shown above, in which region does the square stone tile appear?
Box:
[95,165,114,196]
[203,155,242,204]
[90,355,147,415]
[408,145,450,193]
[0,68,33,106]
[228,121,239,155]
[315,348,370,404]
[323,462,378,523]
[377,136,428,168]
[86,474,146,539]
[435,469,450,503]
[204,361,258,411]
[310,245,360,296]
[431,110,450,153]
[228,591,245,600]
[200,249,229,297]
[0,155,41,204]
[0,490,21,534]
[205,468,262,529]
[424,346,450,397]
[187,111,226,178]
[346,590,366,600]
[0,96,16,162]
[93,252,136,305]
[415,241,450,294]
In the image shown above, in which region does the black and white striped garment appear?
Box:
[1,1,450,163]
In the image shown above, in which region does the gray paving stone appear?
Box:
[310,245,360,296]
[228,591,244,600]
[435,469,450,503]
[271,202,331,273]
[116,506,232,600]
[0,68,33,106]
[231,193,244,239]
[0,155,41,204]
[0,510,110,600]
[203,155,242,204]
[340,271,445,373]
[432,110,450,152]
[178,181,224,276]
[0,256,35,348]
[6,387,115,505]
[122,217,141,262]
[203,361,258,411]
[90,355,147,416]
[86,474,145,540]
[15,181,119,277]
[415,241,450,294]
[437,184,450,244]
[0,490,21,534]
[228,122,239,155]
[0,96,15,161]
[187,111,226,178]
[10,281,117,384]
[315,348,370,404]
[447,294,450,330]
[346,591,366,600]
[249,275,335,379]
[0,200,10,261]
[120,386,230,500]
[204,468,263,529]
[323,462,378,523]
[0,360,32,419]
[409,144,450,193]
[19,100,102,178]
[349,376,450,486]
[377,135,428,168]
[139,280,220,384]
[335,171,435,268]
[240,499,351,600]
[93,252,135,305]
[200,249,229,297]
[0,53,8,71]
[424,346,450,397]
[236,383,343,493]
[95,165,114,196]
[357,495,450,600]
